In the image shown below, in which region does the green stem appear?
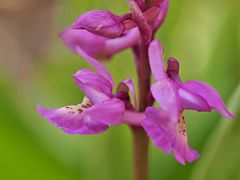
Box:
[131,126,149,180]
[131,43,151,180]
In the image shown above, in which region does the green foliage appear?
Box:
[190,83,240,180]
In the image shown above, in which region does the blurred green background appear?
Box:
[0,0,240,179]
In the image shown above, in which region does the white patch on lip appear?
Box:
[63,96,93,115]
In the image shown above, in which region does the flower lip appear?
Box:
[142,107,200,164]
[36,96,125,135]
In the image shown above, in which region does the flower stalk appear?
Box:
[131,41,152,180]
[131,126,149,180]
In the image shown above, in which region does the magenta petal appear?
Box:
[149,40,168,81]
[60,27,140,60]
[60,28,106,57]
[117,79,137,110]
[36,105,109,135]
[73,10,125,38]
[151,80,179,122]
[181,80,235,119]
[142,107,172,153]
[85,98,125,125]
[142,107,200,164]
[173,139,200,165]
[178,87,211,112]
[73,69,112,104]
[75,47,114,87]
[103,28,140,55]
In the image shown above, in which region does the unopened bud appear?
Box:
[73,10,125,38]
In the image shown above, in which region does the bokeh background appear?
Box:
[0,0,240,179]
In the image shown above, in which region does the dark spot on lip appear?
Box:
[68,111,75,114]
[82,105,88,108]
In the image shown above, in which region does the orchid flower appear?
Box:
[141,40,234,164]
[37,47,140,134]
[60,1,168,59]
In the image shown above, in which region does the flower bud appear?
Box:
[73,10,125,38]
[128,0,152,44]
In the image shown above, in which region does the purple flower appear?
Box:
[61,1,168,59]
[37,47,138,134]
[142,40,234,164]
